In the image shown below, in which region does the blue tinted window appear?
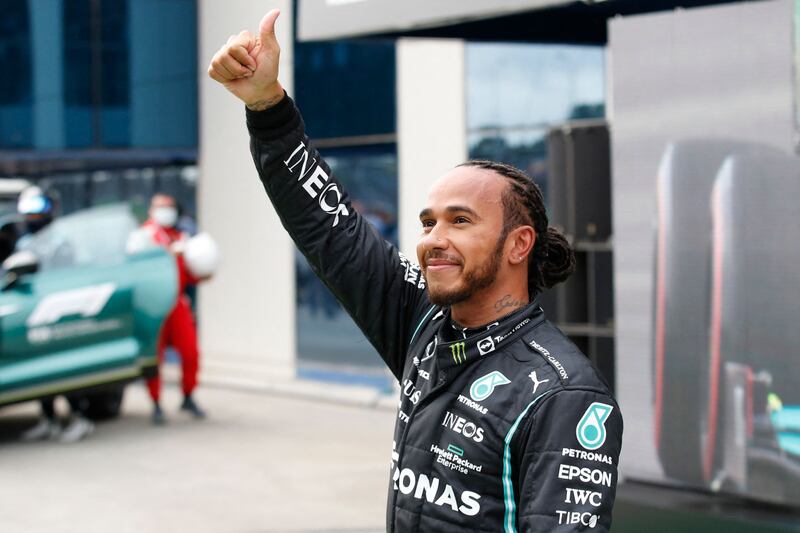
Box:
[469,130,549,205]
[467,43,605,208]
[295,145,397,388]
[0,1,33,148]
[100,0,130,147]
[128,0,197,148]
[52,0,197,148]
[294,41,396,138]
[293,38,397,387]
[467,43,605,129]
[63,0,93,147]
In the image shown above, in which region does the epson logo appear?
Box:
[557,464,612,488]
[392,467,481,517]
[442,411,484,443]
[284,142,350,227]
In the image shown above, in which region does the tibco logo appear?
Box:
[556,510,599,529]
[392,467,481,517]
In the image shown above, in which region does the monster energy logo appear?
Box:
[450,342,466,363]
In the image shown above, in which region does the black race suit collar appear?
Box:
[434,293,545,374]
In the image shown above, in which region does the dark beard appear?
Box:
[427,236,505,307]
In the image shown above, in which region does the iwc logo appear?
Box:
[576,402,614,451]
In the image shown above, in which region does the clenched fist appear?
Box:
[207,9,285,111]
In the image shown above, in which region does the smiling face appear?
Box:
[416,166,509,307]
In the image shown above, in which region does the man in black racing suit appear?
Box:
[208,10,622,532]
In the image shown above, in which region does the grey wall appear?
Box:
[298,0,570,41]
[397,38,467,259]
[609,0,794,480]
[198,1,296,386]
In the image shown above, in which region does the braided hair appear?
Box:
[458,160,576,294]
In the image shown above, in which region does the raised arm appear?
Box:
[207,10,431,377]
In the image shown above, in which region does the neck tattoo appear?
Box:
[494,294,527,313]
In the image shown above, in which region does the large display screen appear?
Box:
[649,141,800,507]
[610,0,800,509]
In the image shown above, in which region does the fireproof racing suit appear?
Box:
[247,94,623,532]
[142,220,200,401]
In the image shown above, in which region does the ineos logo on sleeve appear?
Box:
[284,142,350,227]
[318,183,349,227]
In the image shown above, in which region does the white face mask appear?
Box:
[152,206,178,228]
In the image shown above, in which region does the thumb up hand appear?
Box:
[208,9,285,110]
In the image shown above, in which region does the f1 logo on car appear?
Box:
[26,283,116,327]
[576,402,614,451]
[469,371,510,402]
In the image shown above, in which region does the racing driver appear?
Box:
[208,10,623,532]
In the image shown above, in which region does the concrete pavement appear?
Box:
[0,379,397,533]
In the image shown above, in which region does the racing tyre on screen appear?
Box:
[711,151,800,504]
[652,140,781,486]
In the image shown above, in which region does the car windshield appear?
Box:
[23,203,142,271]
[0,199,18,217]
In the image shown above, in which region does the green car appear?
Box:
[0,203,177,419]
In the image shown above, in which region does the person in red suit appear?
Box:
[143,193,206,424]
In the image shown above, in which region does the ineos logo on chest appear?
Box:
[442,411,484,443]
